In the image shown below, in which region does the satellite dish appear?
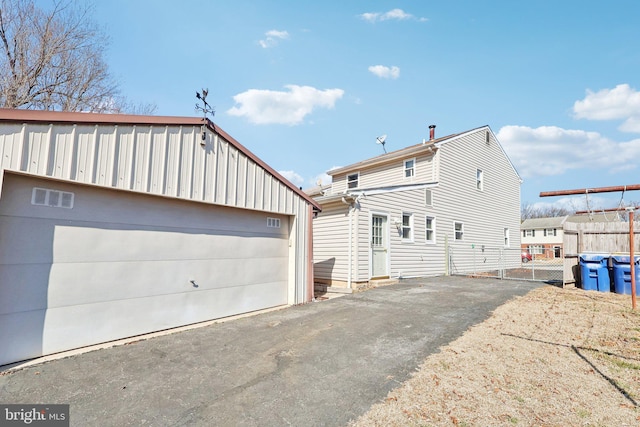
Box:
[376,135,387,153]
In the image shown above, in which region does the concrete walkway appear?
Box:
[0,276,541,426]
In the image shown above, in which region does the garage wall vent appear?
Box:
[32,187,74,209]
[267,217,281,228]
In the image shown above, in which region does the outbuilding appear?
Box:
[0,109,320,366]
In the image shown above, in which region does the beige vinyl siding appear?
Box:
[331,173,348,193]
[312,202,351,282]
[354,206,369,281]
[361,189,446,278]
[414,153,434,183]
[435,128,521,273]
[330,151,435,194]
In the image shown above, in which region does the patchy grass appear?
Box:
[351,286,640,426]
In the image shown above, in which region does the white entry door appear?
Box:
[371,214,389,278]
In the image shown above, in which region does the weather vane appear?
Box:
[195,88,215,119]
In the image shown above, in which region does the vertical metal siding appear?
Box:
[0,121,305,214]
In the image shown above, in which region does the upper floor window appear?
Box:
[347,173,359,189]
[523,229,535,237]
[426,216,435,243]
[544,228,557,237]
[476,169,483,191]
[402,213,413,241]
[454,221,464,240]
[404,159,415,178]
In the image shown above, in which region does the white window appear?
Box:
[404,159,415,178]
[425,189,432,206]
[31,187,74,209]
[476,169,483,191]
[347,173,359,189]
[544,228,557,237]
[504,228,510,247]
[401,213,413,241]
[426,216,435,243]
[267,217,281,228]
[528,245,544,255]
[454,221,464,240]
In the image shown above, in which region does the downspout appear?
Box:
[342,196,353,289]
[307,204,314,302]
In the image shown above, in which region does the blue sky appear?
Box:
[87,0,640,212]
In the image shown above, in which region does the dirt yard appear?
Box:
[351,285,640,426]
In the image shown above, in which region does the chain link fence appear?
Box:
[449,246,563,283]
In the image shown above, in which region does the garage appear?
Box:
[0,109,319,366]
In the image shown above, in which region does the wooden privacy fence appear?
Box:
[563,221,640,287]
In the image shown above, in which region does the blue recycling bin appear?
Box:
[611,256,640,295]
[579,254,610,292]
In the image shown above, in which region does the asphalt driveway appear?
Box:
[0,276,541,426]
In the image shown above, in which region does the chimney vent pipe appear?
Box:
[429,124,436,141]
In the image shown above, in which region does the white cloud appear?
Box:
[314,172,333,186]
[278,170,304,187]
[497,125,640,178]
[227,85,344,125]
[258,29,289,48]
[358,8,426,23]
[368,65,400,79]
[573,84,640,132]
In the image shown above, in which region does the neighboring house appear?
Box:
[520,216,567,259]
[308,125,522,289]
[521,213,623,259]
[0,108,320,366]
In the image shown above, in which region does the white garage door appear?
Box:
[0,174,289,366]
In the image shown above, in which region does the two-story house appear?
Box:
[520,216,567,259]
[308,125,522,290]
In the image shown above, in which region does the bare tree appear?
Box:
[0,0,154,113]
[521,203,574,220]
